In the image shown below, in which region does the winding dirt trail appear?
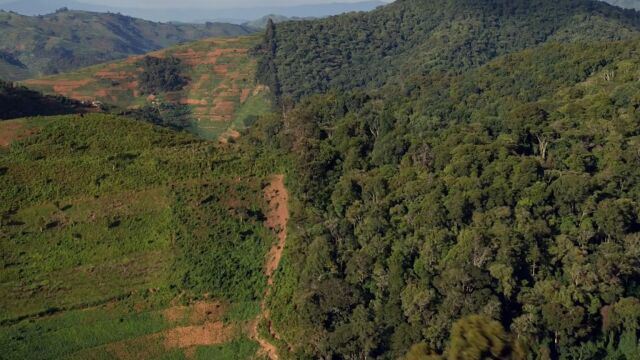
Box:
[251,174,289,360]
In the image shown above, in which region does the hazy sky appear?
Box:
[71,0,388,9]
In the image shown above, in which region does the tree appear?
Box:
[137,56,188,94]
[447,315,525,360]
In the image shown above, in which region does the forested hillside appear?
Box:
[256,35,640,360]
[251,0,640,359]
[0,9,254,80]
[257,0,640,101]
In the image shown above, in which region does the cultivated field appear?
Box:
[23,36,270,141]
[0,115,287,359]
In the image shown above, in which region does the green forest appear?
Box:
[251,0,640,359]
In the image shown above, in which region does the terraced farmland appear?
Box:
[23,36,270,141]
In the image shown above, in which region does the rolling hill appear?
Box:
[247,0,640,358]
[23,35,271,141]
[0,9,254,80]
[257,0,640,101]
[0,113,288,359]
[2,0,640,359]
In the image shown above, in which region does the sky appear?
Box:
[60,0,388,9]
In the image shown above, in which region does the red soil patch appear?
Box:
[190,301,225,323]
[163,306,187,323]
[162,300,225,324]
[263,175,289,281]
[164,321,234,349]
[214,64,229,75]
[127,81,139,90]
[212,101,235,116]
[0,122,34,147]
[179,99,208,106]
[249,175,290,360]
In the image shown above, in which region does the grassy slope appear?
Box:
[0,114,279,359]
[0,10,255,80]
[23,36,271,141]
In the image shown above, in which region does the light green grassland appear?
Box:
[0,114,278,359]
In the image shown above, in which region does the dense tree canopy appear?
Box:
[252,31,640,359]
[138,56,189,95]
[257,0,640,102]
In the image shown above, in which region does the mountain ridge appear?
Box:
[0,0,388,23]
[257,0,640,101]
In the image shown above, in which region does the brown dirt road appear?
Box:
[250,174,289,360]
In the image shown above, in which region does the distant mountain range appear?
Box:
[0,9,253,80]
[0,0,389,23]
[243,14,314,30]
[604,0,640,9]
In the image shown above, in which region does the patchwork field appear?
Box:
[0,115,287,359]
[23,36,270,141]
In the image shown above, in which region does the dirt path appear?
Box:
[250,174,289,360]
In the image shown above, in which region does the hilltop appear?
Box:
[248,0,640,358]
[0,9,254,80]
[257,0,640,100]
[23,35,271,141]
